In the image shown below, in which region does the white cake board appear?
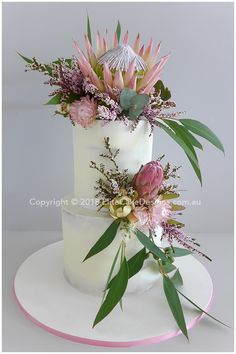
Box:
[14,241,213,348]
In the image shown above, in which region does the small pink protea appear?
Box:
[69,96,97,128]
[133,161,164,202]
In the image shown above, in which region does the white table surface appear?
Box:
[3,231,234,352]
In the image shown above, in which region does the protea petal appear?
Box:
[124,58,136,85]
[73,40,87,62]
[123,30,129,45]
[133,33,140,53]
[103,37,108,53]
[143,37,153,61]
[139,44,145,58]
[137,54,170,92]
[127,75,137,90]
[84,34,97,67]
[113,32,118,48]
[90,69,105,92]
[77,56,91,76]
[96,31,103,57]
[113,70,124,90]
[148,41,162,68]
[103,63,113,87]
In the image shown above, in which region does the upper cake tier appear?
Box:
[73,121,153,203]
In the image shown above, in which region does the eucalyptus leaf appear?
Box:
[83,220,120,262]
[162,262,176,273]
[165,120,203,150]
[93,257,129,327]
[136,230,170,263]
[171,269,184,286]
[130,94,149,109]
[180,119,225,154]
[45,94,62,105]
[157,119,202,184]
[102,244,122,301]
[120,88,136,110]
[163,275,188,339]
[108,247,146,288]
[177,289,230,328]
[172,247,192,257]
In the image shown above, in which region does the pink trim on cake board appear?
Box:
[13,281,213,348]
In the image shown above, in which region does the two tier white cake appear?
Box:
[62,120,162,295]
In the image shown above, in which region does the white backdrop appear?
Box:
[3,2,233,233]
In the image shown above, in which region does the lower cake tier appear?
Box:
[61,196,162,296]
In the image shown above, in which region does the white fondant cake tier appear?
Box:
[62,196,162,296]
[73,120,153,203]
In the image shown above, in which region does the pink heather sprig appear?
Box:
[161,222,212,261]
[45,57,84,101]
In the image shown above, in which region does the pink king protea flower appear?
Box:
[74,31,169,95]
[69,96,97,128]
[133,161,164,202]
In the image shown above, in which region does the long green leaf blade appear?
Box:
[157,119,202,184]
[102,244,122,301]
[163,275,188,339]
[116,20,121,43]
[86,14,92,45]
[83,220,120,262]
[177,289,230,328]
[165,120,203,150]
[17,52,33,64]
[108,247,146,288]
[136,230,170,263]
[180,119,225,154]
[93,257,129,327]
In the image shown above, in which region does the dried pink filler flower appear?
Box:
[133,161,164,201]
[69,97,97,128]
[133,200,171,230]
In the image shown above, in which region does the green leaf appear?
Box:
[129,94,149,119]
[45,94,62,105]
[171,269,183,286]
[108,247,146,288]
[83,220,120,262]
[136,230,170,263]
[155,80,171,101]
[180,119,224,154]
[86,14,92,45]
[170,203,186,211]
[163,275,188,339]
[120,88,137,110]
[162,262,176,273]
[17,52,33,64]
[93,257,129,327]
[165,120,203,150]
[172,247,192,257]
[161,192,180,200]
[167,219,185,228]
[102,244,122,301]
[177,289,230,328]
[157,119,202,185]
[116,20,121,43]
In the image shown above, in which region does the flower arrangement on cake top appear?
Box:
[19,17,224,185]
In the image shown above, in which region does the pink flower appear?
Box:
[69,97,97,128]
[133,161,164,202]
[133,200,171,230]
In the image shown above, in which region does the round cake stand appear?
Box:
[14,241,213,348]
